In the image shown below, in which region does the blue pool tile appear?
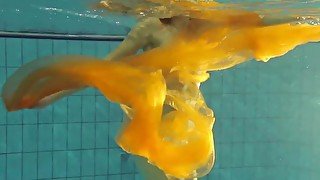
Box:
[0,97,5,126]
[264,167,287,180]
[7,110,22,125]
[255,95,269,118]
[82,123,95,149]
[95,149,108,175]
[232,119,244,142]
[244,95,257,118]
[278,68,297,93]
[280,94,300,119]
[303,44,320,68]
[82,96,96,122]
[245,118,281,142]
[38,124,53,151]
[135,173,144,180]
[0,68,6,93]
[82,88,96,96]
[0,155,5,180]
[53,124,67,150]
[95,123,108,148]
[67,151,81,177]
[251,167,269,180]
[37,39,53,57]
[208,71,223,94]
[95,176,107,180]
[218,144,233,168]
[300,94,316,120]
[5,81,22,125]
[284,69,301,94]
[6,38,22,67]
[213,121,222,144]
[244,118,259,142]
[121,154,135,173]
[245,69,259,93]
[208,169,221,180]
[108,149,122,174]
[38,106,53,123]
[218,119,233,143]
[244,142,276,167]
[82,177,95,180]
[311,172,320,180]
[68,96,82,123]
[95,97,109,122]
[220,94,234,118]
[219,168,232,180]
[38,152,53,179]
[7,153,22,180]
[243,142,258,167]
[67,40,82,54]
[200,175,209,180]
[267,143,286,167]
[53,40,67,55]
[81,150,94,176]
[67,178,81,180]
[235,60,251,69]
[266,95,282,118]
[301,145,316,168]
[200,82,210,95]
[67,123,81,150]
[22,39,37,63]
[7,125,22,153]
[22,109,38,124]
[81,41,96,56]
[6,67,17,77]
[298,171,313,180]
[53,98,68,123]
[258,70,273,94]
[53,151,67,178]
[23,125,37,152]
[0,126,6,153]
[233,94,248,119]
[108,175,121,180]
[222,70,235,94]
[22,153,37,180]
[109,103,123,122]
[231,167,257,180]
[121,174,135,180]
[0,39,5,66]
[231,143,244,167]
[108,122,121,148]
[96,41,109,58]
[233,70,247,93]
[73,88,83,96]
[95,89,103,96]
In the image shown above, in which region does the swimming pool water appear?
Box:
[1,0,320,180]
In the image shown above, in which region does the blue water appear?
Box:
[1,0,320,180]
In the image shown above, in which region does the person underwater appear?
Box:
[2,1,320,179]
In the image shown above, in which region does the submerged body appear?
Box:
[2,2,320,179]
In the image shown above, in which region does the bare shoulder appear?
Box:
[127,17,163,40]
[136,17,162,29]
[139,17,162,24]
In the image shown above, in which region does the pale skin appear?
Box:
[105,16,188,61]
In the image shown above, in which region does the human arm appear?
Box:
[105,17,160,60]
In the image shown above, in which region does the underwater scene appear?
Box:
[1,0,320,179]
